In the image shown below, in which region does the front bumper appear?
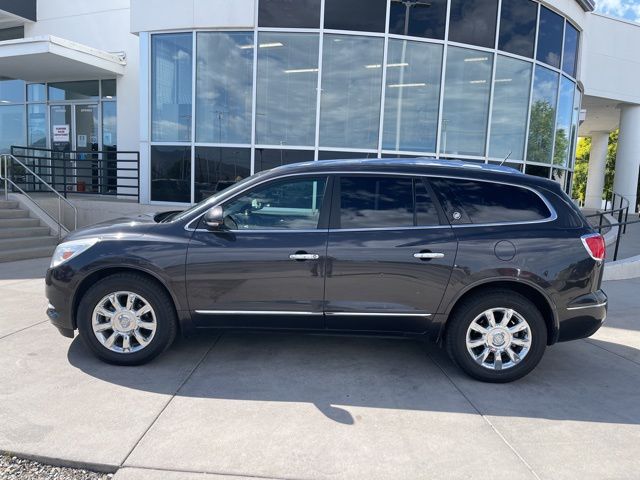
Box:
[45,266,77,338]
[558,289,608,342]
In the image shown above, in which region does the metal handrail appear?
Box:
[583,191,638,261]
[1,153,78,239]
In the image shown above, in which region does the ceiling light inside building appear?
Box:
[284,68,319,74]
[387,82,427,88]
[365,62,409,69]
[464,56,489,62]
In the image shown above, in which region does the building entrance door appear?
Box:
[49,103,99,193]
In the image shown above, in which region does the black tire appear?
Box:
[445,290,547,383]
[77,272,178,365]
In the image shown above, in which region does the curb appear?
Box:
[603,254,640,281]
[0,449,118,474]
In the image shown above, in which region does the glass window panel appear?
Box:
[449,0,499,49]
[536,7,564,68]
[223,176,327,230]
[255,148,315,172]
[150,145,192,203]
[569,87,581,171]
[102,102,117,148]
[525,164,550,178]
[489,56,532,160]
[388,0,447,39]
[0,105,26,153]
[498,0,537,58]
[48,81,99,101]
[382,39,442,153]
[554,77,575,168]
[320,34,384,149]
[432,178,550,223]
[527,66,559,164]
[324,0,387,33]
[319,151,377,160]
[562,23,579,77]
[102,79,116,98]
[0,26,24,41]
[0,79,25,103]
[151,33,192,142]
[194,146,251,202]
[339,176,414,229]
[440,47,493,156]
[27,104,47,148]
[196,32,253,144]
[258,0,321,28]
[256,33,318,147]
[27,83,46,102]
[415,179,439,226]
[552,168,567,190]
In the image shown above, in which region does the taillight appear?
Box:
[581,233,606,261]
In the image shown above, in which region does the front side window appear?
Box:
[223,177,327,230]
[431,178,551,224]
[338,176,439,229]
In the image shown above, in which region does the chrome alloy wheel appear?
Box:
[465,307,532,371]
[91,291,157,354]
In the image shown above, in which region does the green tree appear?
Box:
[527,100,555,164]
[570,130,618,204]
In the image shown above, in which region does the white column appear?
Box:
[584,132,609,210]
[613,104,640,213]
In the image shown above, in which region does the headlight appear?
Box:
[50,238,100,268]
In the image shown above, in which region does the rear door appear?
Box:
[324,174,458,333]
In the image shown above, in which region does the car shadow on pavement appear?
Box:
[67,331,640,426]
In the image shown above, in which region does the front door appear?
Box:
[324,175,457,333]
[186,175,331,329]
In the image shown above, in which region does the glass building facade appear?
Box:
[148,0,582,204]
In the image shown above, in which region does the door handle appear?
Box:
[289,252,320,261]
[414,252,445,260]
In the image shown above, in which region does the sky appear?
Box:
[595,0,640,23]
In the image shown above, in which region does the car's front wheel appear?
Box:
[77,273,177,365]
[445,290,547,383]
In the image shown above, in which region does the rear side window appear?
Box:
[337,176,440,229]
[431,178,551,224]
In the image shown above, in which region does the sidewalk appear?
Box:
[1,257,639,479]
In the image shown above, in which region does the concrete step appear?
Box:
[0,245,55,263]
[0,217,40,228]
[0,236,57,250]
[0,226,51,239]
[0,200,18,209]
[0,208,29,219]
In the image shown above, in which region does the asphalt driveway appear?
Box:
[1,257,639,479]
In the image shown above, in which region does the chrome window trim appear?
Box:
[184,169,558,232]
[566,301,607,311]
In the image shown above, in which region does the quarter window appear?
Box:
[222,177,327,230]
[431,178,551,224]
[338,176,439,229]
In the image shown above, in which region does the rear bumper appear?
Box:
[557,289,607,342]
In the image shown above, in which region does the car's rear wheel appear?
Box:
[445,290,547,383]
[77,273,177,365]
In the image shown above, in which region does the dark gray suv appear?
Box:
[45,159,607,382]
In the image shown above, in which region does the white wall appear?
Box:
[581,13,640,105]
[23,0,140,153]
[130,0,256,33]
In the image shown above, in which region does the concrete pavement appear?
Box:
[1,257,639,479]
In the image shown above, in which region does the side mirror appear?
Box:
[203,205,224,230]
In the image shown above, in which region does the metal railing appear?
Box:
[584,192,640,261]
[1,153,78,239]
[10,146,140,201]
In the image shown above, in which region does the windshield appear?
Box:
[162,171,268,223]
